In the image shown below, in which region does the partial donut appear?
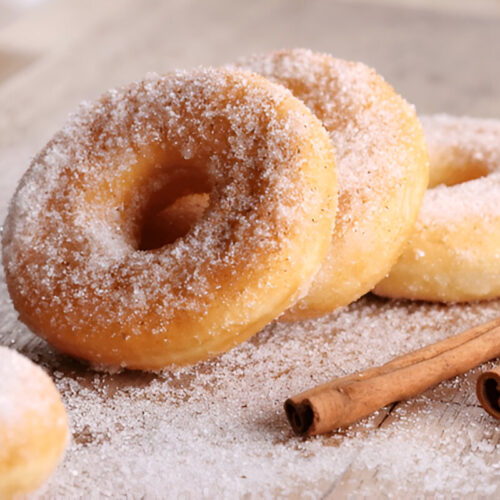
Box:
[374,115,500,302]
[2,68,337,370]
[234,49,429,319]
[0,347,69,498]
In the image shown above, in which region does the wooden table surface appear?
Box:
[1,0,500,497]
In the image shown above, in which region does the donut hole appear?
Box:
[139,192,210,250]
[120,155,213,251]
[428,160,489,188]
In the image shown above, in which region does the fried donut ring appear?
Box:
[374,115,500,302]
[0,347,69,498]
[234,49,429,319]
[2,68,337,370]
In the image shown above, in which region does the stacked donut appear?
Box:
[374,114,500,302]
[2,49,429,372]
[3,47,500,495]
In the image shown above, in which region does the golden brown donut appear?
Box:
[0,346,69,498]
[2,68,337,370]
[233,49,429,319]
[374,115,500,302]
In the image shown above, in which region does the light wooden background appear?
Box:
[1,0,500,497]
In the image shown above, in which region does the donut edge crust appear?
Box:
[2,68,338,369]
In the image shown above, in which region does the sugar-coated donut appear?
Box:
[2,68,337,370]
[234,49,429,319]
[374,115,500,302]
[0,347,69,498]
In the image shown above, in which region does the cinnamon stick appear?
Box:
[285,317,500,436]
[476,364,500,419]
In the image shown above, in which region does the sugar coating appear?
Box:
[420,114,500,224]
[0,346,55,436]
[233,49,428,316]
[235,48,422,237]
[1,67,336,366]
[373,114,500,302]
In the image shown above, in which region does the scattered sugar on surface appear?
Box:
[2,60,499,497]
[1,288,498,497]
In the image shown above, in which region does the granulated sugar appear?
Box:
[419,115,500,225]
[2,67,336,369]
[1,285,499,497]
[233,49,429,315]
[235,49,422,204]
[373,114,500,302]
[1,60,499,498]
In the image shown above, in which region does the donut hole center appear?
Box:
[139,192,210,250]
[428,161,489,188]
[122,154,213,251]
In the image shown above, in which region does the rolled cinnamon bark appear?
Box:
[476,365,500,419]
[285,317,500,436]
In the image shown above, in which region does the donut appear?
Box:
[374,114,500,302]
[232,49,429,319]
[0,346,69,498]
[2,68,337,370]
